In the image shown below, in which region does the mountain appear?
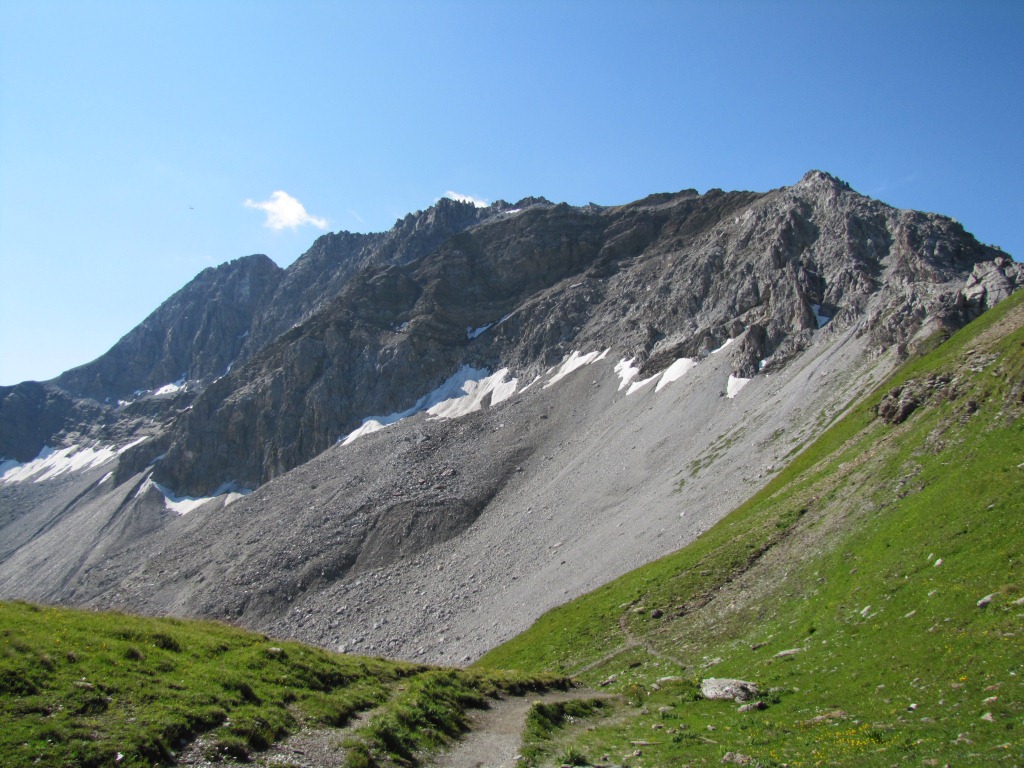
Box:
[0,171,1019,672]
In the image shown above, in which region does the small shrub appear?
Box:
[225,705,294,750]
[342,741,377,768]
[561,746,591,765]
[204,735,251,762]
[150,632,182,652]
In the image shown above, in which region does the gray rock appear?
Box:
[737,701,768,712]
[721,751,761,766]
[701,678,760,702]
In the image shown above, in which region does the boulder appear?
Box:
[701,677,759,702]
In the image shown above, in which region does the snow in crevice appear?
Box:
[466,323,492,340]
[543,349,610,389]
[812,304,832,328]
[726,374,752,398]
[341,365,518,446]
[711,337,734,354]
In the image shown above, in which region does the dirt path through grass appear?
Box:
[427,689,607,768]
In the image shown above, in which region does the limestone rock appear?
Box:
[701,678,760,702]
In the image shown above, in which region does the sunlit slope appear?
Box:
[477,290,1024,766]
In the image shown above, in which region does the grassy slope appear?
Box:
[0,601,565,768]
[477,291,1024,766]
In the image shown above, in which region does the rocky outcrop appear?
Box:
[701,678,760,702]
[958,254,1023,319]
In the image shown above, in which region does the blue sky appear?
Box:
[1,1,1021,386]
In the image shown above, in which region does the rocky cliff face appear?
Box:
[145,171,1005,496]
[238,197,522,359]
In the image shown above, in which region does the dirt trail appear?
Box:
[427,689,608,768]
[174,689,608,768]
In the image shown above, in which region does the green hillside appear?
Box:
[0,601,565,767]
[477,291,1024,766]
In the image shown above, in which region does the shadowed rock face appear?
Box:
[0,383,101,463]
[151,172,1002,496]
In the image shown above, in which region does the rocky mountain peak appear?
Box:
[130,174,1009,497]
[797,168,853,191]
[53,253,283,402]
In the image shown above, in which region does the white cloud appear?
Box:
[244,191,327,230]
[444,190,489,208]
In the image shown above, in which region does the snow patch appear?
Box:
[518,374,543,393]
[427,368,517,420]
[342,365,518,445]
[726,374,751,399]
[626,374,660,395]
[620,356,698,395]
[1,444,117,484]
[152,376,186,396]
[117,436,149,454]
[1,437,152,485]
[614,358,640,391]
[544,349,609,388]
[711,337,734,354]
[655,357,698,392]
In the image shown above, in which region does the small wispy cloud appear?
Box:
[444,190,489,208]
[244,191,327,230]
